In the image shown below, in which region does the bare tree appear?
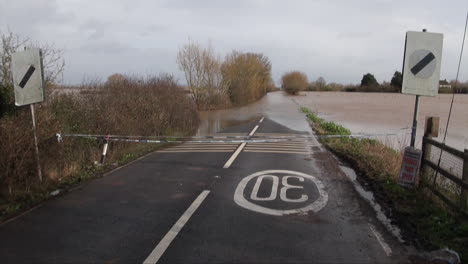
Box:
[176,39,226,108]
[316,77,326,91]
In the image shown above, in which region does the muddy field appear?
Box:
[295,92,468,151]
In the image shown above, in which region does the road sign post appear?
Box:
[30,103,42,182]
[402,29,443,148]
[11,48,45,182]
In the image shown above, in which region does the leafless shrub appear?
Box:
[221,51,272,105]
[0,74,199,205]
[281,71,308,95]
[176,40,229,109]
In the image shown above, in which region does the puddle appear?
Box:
[340,165,404,243]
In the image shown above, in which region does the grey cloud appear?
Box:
[1,0,467,85]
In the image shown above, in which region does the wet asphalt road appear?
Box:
[0,116,409,263]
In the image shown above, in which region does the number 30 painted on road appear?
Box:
[234,170,328,216]
[250,175,308,203]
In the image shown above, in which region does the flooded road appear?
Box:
[197,91,311,135]
[199,91,468,151]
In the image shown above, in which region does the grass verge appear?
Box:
[301,107,468,260]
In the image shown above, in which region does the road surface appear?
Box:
[0,98,410,263]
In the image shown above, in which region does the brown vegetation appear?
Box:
[222,52,273,105]
[177,40,273,108]
[176,40,230,110]
[0,75,199,216]
[281,71,308,95]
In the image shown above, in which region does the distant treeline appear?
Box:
[298,71,468,94]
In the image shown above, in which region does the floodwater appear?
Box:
[197,92,311,135]
[294,92,468,151]
[199,91,467,151]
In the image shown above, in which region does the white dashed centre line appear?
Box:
[143,190,210,264]
[222,117,263,169]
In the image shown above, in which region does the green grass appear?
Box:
[302,106,468,260]
[301,107,350,135]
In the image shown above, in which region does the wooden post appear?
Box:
[461,149,468,211]
[421,117,438,185]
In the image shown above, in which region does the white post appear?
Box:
[30,103,43,182]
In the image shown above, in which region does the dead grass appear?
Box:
[324,137,402,181]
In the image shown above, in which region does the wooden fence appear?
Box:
[421,136,468,213]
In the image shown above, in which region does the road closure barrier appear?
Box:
[56,132,411,144]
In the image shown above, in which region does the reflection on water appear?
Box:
[196,115,261,135]
[196,92,312,135]
[195,91,462,152]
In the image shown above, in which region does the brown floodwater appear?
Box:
[294,92,468,151]
[198,91,467,152]
[197,92,311,135]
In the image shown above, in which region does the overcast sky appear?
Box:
[1,0,467,85]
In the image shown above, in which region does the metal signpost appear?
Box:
[11,48,45,182]
[400,29,443,187]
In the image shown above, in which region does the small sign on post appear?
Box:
[11,48,45,182]
[399,147,423,188]
[12,49,44,106]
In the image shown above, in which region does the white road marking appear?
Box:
[223,121,261,168]
[246,146,307,150]
[234,170,328,216]
[174,144,237,146]
[249,125,259,136]
[249,142,310,145]
[169,147,237,150]
[368,223,392,257]
[244,150,309,154]
[159,150,234,153]
[280,176,308,203]
[250,175,279,201]
[143,190,210,264]
[222,142,247,168]
[259,117,265,123]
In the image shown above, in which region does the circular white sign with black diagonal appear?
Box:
[234,170,328,216]
[409,49,437,79]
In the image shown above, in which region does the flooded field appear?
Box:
[199,91,468,151]
[295,92,468,151]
